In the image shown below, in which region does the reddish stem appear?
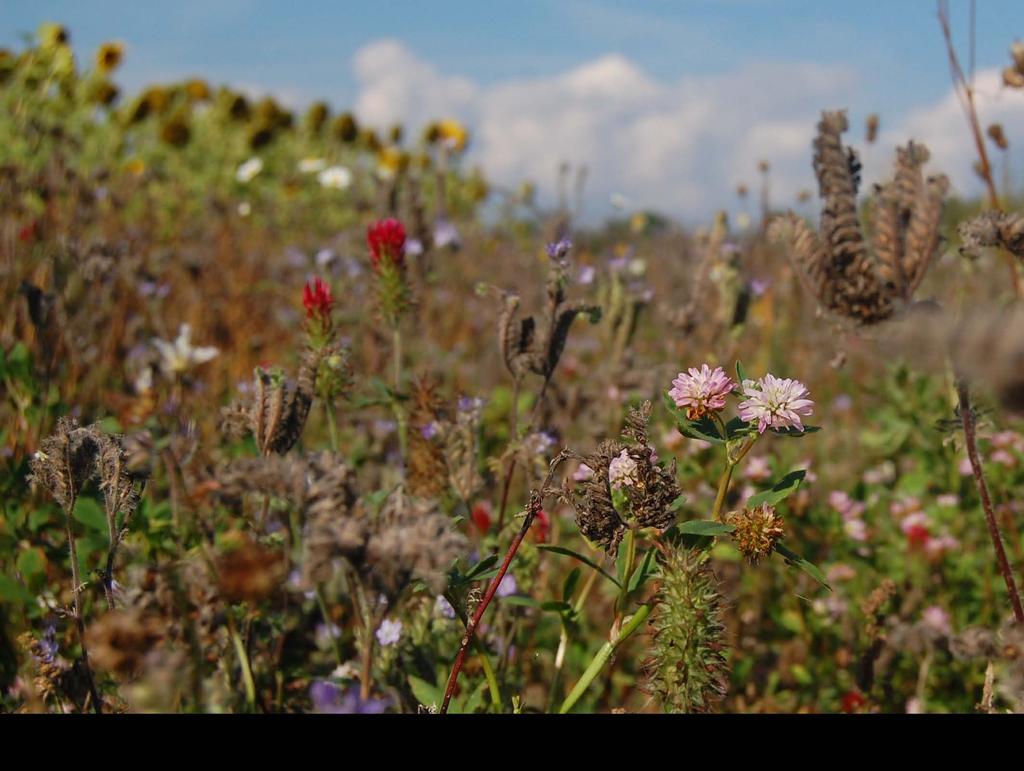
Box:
[958,381,1024,624]
[440,453,566,713]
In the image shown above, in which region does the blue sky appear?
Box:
[4,1,1023,221]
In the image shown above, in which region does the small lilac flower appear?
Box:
[844,518,868,542]
[404,238,425,258]
[743,456,772,482]
[375,618,402,646]
[573,463,594,482]
[669,364,737,421]
[991,449,1016,467]
[496,574,518,598]
[434,219,461,250]
[608,449,639,490]
[546,238,572,259]
[922,606,951,636]
[749,278,770,297]
[315,248,338,268]
[458,395,484,413]
[737,374,814,434]
[936,493,959,508]
[959,457,974,476]
[608,256,627,273]
[310,681,390,714]
[420,422,439,440]
[832,394,853,413]
[435,595,456,620]
[578,265,596,285]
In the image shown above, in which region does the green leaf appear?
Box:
[725,416,753,439]
[537,544,621,588]
[775,542,832,591]
[16,547,46,580]
[735,360,749,386]
[0,574,34,603]
[500,595,541,609]
[662,392,725,444]
[464,554,499,582]
[669,495,687,511]
[769,425,822,438]
[540,600,573,613]
[746,470,806,508]
[562,567,582,603]
[408,675,443,710]
[627,548,660,594]
[676,520,736,536]
[73,497,107,533]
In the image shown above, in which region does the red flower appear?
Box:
[841,690,866,713]
[471,502,492,535]
[367,218,406,270]
[303,277,333,324]
[906,524,931,550]
[18,221,38,243]
[531,509,551,543]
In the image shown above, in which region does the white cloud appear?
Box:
[350,41,1024,223]
[869,69,1024,201]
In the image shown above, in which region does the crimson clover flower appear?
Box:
[302,276,333,326]
[367,217,407,270]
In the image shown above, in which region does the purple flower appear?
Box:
[434,219,461,250]
[573,463,594,482]
[310,681,390,714]
[749,278,770,297]
[546,239,572,259]
[420,422,439,440]
[737,374,814,434]
[496,574,518,598]
[435,595,456,619]
[578,265,596,285]
[669,365,737,421]
[375,618,402,646]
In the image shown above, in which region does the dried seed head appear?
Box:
[29,417,100,511]
[728,503,785,565]
[773,110,948,325]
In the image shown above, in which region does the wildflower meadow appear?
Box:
[3,6,1024,715]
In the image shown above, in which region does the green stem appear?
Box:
[558,604,651,714]
[315,586,344,668]
[546,567,600,712]
[616,528,636,613]
[228,613,257,711]
[325,402,339,453]
[710,464,735,522]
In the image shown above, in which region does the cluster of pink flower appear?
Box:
[668,364,814,434]
[828,490,869,543]
[891,497,959,557]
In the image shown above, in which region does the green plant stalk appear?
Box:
[228,613,257,711]
[546,566,601,712]
[558,603,651,714]
[315,586,344,668]
[711,435,757,521]
[325,402,340,453]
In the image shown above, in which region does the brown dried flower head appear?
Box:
[85,609,165,676]
[728,503,785,565]
[770,110,948,325]
[215,532,287,603]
